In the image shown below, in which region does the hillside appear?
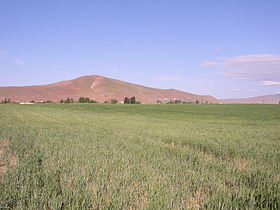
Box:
[0,75,220,104]
[222,94,280,104]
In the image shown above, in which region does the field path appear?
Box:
[13,111,25,121]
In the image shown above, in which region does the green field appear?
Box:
[0,104,279,209]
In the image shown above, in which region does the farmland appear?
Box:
[0,104,279,209]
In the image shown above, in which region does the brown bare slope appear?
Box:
[222,94,280,104]
[0,75,220,104]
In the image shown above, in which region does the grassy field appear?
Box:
[0,104,279,209]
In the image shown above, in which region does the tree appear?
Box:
[130,96,136,104]
[78,97,85,103]
[79,97,97,103]
[124,97,130,104]
[78,97,91,103]
[195,100,199,104]
[65,97,74,103]
[175,100,181,104]
[1,98,10,104]
[156,100,162,104]
[111,99,118,104]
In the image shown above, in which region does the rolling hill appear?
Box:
[0,75,220,104]
[222,94,280,104]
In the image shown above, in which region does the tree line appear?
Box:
[123,96,141,104]
[61,96,141,104]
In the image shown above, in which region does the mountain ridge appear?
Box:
[222,94,280,104]
[0,75,220,104]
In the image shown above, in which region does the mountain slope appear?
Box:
[0,75,220,104]
[222,94,280,104]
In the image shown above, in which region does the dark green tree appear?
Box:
[78,97,85,103]
[65,97,74,103]
[79,97,91,103]
[124,97,130,104]
[175,100,181,104]
[130,96,136,104]
[111,99,118,104]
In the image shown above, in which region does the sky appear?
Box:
[0,0,280,99]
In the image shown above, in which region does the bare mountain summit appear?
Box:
[0,75,220,104]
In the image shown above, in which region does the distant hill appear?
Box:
[0,75,220,104]
[222,94,280,104]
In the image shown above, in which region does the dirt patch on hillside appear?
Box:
[0,139,17,176]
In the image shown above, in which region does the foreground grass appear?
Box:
[0,104,279,209]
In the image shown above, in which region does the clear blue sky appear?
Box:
[1,0,280,99]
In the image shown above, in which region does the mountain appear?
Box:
[222,94,280,104]
[0,75,220,104]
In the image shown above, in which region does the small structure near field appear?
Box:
[19,102,34,105]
